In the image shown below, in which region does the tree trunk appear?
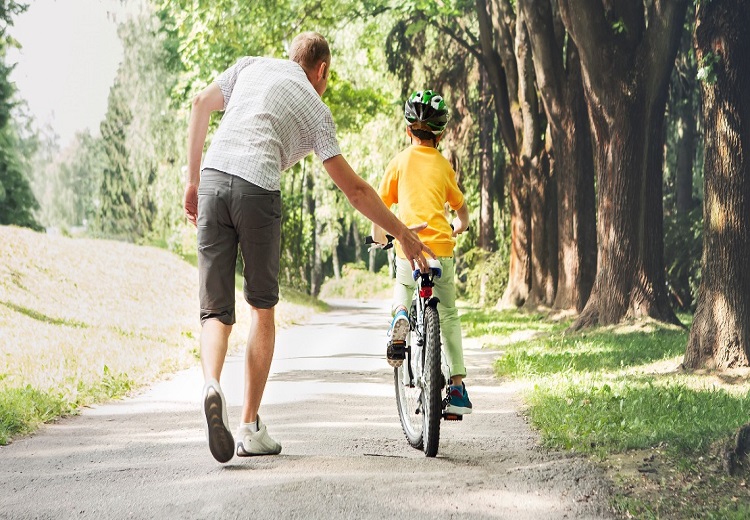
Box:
[684,0,750,369]
[520,0,596,311]
[478,66,497,251]
[350,221,362,265]
[369,247,377,273]
[500,161,531,307]
[305,166,315,292]
[551,107,596,311]
[332,239,341,280]
[525,150,558,307]
[559,0,688,329]
[311,215,324,297]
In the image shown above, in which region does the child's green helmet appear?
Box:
[404,90,449,135]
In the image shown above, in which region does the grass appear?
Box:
[468,308,750,518]
[0,300,89,328]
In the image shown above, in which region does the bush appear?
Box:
[664,208,702,311]
[319,263,392,300]
[459,247,509,307]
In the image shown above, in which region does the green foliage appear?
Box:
[319,263,392,300]
[31,131,107,231]
[459,246,509,306]
[157,0,367,101]
[697,51,720,84]
[0,129,41,230]
[95,85,137,238]
[664,208,702,311]
[0,1,41,231]
[31,8,185,243]
[611,19,627,35]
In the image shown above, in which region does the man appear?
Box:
[184,32,434,463]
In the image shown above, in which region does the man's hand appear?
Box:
[399,223,435,272]
[184,183,199,226]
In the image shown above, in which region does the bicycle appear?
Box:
[366,234,461,457]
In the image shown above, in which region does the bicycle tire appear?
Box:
[421,305,442,457]
[394,318,424,450]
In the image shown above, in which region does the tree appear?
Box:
[95,81,136,239]
[520,0,596,311]
[0,0,41,231]
[558,0,689,328]
[684,0,750,369]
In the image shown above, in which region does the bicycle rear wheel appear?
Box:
[394,322,424,450]
[421,305,442,457]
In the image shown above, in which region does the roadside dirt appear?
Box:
[0,299,614,519]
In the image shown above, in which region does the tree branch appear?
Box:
[436,22,486,64]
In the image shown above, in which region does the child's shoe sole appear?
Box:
[445,404,473,415]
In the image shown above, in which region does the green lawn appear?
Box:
[463,308,750,518]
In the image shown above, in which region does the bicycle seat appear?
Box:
[413,259,442,280]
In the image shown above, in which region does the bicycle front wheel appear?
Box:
[421,305,442,457]
[394,324,424,450]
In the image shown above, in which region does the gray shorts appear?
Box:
[197,169,281,325]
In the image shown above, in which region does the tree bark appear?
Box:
[684,0,750,369]
[559,0,687,328]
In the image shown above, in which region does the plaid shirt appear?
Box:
[202,57,341,191]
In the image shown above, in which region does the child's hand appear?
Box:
[451,217,468,237]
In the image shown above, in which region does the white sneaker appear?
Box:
[236,416,282,456]
[202,378,234,463]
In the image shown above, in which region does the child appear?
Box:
[372,90,472,415]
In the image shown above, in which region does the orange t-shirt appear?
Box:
[378,145,465,258]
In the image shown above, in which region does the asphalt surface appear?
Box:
[0,299,614,519]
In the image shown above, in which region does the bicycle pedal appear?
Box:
[387,341,406,368]
[443,413,463,421]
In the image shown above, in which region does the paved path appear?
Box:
[0,300,613,519]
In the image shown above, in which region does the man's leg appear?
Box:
[201,318,232,381]
[241,305,276,424]
[200,319,235,463]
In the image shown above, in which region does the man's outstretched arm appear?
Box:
[323,154,434,272]
[184,83,225,226]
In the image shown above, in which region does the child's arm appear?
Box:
[451,201,470,237]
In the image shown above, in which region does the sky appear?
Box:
[9,0,137,147]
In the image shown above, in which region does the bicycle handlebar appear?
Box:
[364,234,395,251]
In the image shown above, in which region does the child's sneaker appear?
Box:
[235,416,282,456]
[445,382,473,415]
[387,307,409,367]
[202,378,235,463]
